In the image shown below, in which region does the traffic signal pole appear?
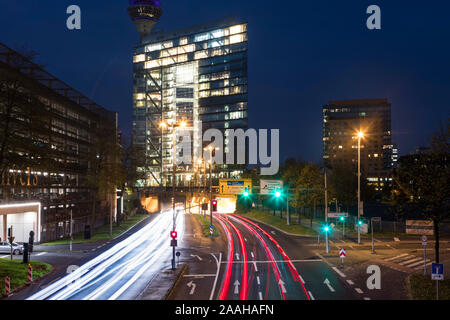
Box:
[324,171,329,254]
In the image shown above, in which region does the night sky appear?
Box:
[1,1,449,164]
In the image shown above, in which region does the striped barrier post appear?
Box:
[5,277,10,295]
[27,264,33,283]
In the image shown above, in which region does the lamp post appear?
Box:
[357,131,364,245]
[160,120,187,270]
[205,146,219,238]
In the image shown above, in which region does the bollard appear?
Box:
[27,264,33,283]
[5,277,10,295]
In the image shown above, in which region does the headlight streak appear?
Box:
[27,208,184,300]
[213,214,234,300]
[230,214,310,300]
[216,214,249,300]
[228,215,285,300]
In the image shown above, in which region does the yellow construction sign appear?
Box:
[219,179,252,195]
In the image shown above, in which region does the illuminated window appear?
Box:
[179,37,188,45]
[133,54,145,63]
[163,41,173,48]
[229,25,244,35]
[195,33,209,42]
[230,34,244,44]
[145,43,162,52]
[145,60,160,69]
[195,50,208,59]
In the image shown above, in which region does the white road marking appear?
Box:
[271,231,276,235]
[187,281,197,295]
[234,280,240,295]
[258,292,263,300]
[414,262,434,271]
[235,253,240,260]
[183,274,216,278]
[384,253,409,262]
[308,291,315,300]
[298,274,305,284]
[250,252,254,259]
[346,280,355,285]
[394,237,400,242]
[408,259,430,268]
[279,280,287,293]
[190,254,202,261]
[209,253,222,301]
[375,239,382,243]
[332,267,346,278]
[355,288,364,294]
[399,257,422,266]
[324,279,335,292]
[253,261,258,272]
[256,276,261,285]
[0,255,8,259]
[364,297,371,300]
[35,252,47,256]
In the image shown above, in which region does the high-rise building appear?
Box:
[129,12,248,187]
[322,99,397,189]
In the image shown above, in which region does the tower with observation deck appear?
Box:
[127,0,163,41]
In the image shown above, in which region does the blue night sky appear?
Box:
[1,1,449,164]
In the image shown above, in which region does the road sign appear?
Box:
[171,239,178,247]
[432,263,444,281]
[339,248,346,258]
[328,212,348,218]
[210,225,214,235]
[422,235,428,246]
[8,237,15,244]
[260,180,283,195]
[219,179,252,195]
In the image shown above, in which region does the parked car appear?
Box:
[0,242,23,255]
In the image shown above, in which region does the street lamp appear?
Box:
[205,146,220,238]
[160,120,189,270]
[357,131,365,245]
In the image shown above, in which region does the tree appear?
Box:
[296,163,323,220]
[393,121,450,263]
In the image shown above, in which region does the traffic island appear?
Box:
[0,260,52,297]
[138,264,188,300]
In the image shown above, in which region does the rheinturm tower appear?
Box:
[127,0,163,41]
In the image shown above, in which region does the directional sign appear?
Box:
[421,235,428,246]
[328,212,349,218]
[219,179,252,195]
[260,180,283,195]
[339,248,346,258]
[432,263,444,281]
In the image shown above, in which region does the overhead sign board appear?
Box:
[432,263,444,281]
[219,179,252,195]
[260,180,283,195]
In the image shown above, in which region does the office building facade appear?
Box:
[0,43,120,243]
[131,17,248,187]
[322,99,397,189]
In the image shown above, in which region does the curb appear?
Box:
[165,264,188,300]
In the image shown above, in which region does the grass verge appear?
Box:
[409,274,450,300]
[237,209,317,236]
[42,213,151,245]
[0,259,51,296]
[196,214,220,238]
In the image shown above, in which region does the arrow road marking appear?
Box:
[190,254,202,261]
[235,253,240,260]
[187,281,197,295]
[234,280,240,295]
[324,279,335,293]
[271,231,276,235]
[278,280,287,294]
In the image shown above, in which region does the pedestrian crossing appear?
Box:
[383,254,433,271]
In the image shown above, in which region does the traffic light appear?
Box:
[212,200,218,212]
[275,188,281,198]
[340,216,345,222]
[357,220,363,226]
[323,225,331,233]
[243,187,249,197]
[170,231,178,239]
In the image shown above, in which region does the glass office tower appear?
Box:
[132,17,248,187]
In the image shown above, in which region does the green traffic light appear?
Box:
[275,191,281,198]
[243,191,249,197]
[323,225,330,232]
[358,220,363,225]
[340,217,345,222]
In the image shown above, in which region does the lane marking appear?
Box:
[355,288,364,294]
[332,267,346,278]
[298,274,305,285]
[209,253,222,301]
[251,252,254,259]
[190,254,202,261]
[384,253,409,262]
[408,259,430,268]
[184,274,216,278]
[256,276,261,285]
[253,261,258,272]
[324,279,335,292]
[375,239,382,243]
[36,252,47,256]
[414,262,434,271]
[399,257,422,266]
[346,280,355,285]
[308,291,315,300]
[258,292,263,300]
[364,297,371,300]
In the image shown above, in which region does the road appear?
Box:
[171,212,361,300]
[25,208,185,300]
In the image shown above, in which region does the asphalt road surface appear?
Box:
[25,207,185,300]
[171,212,361,301]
